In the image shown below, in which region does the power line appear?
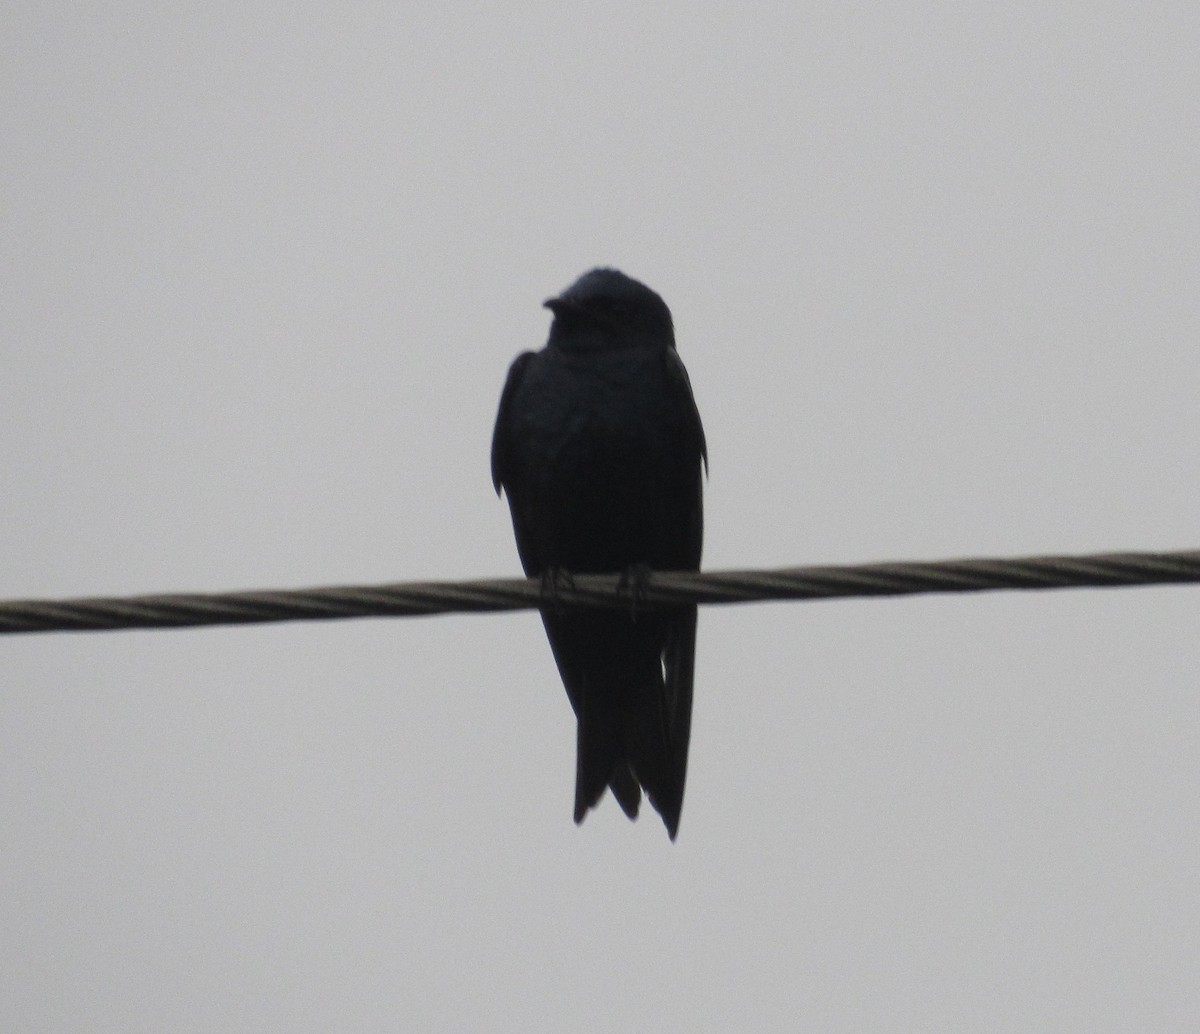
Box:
[2,547,1198,635]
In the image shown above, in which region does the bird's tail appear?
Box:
[573,640,687,839]
[568,612,694,839]
[631,610,695,840]
[573,708,640,824]
[629,665,685,841]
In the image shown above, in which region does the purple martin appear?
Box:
[491,269,706,839]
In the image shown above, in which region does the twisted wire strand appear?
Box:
[3,548,1199,635]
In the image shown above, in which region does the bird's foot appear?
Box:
[539,567,576,611]
[617,563,654,620]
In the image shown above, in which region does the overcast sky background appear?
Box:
[4,4,1199,1030]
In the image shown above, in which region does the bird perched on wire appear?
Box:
[491,268,706,838]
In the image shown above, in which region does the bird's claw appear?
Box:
[539,567,576,611]
[617,563,653,620]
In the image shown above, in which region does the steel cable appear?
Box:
[3,548,1199,635]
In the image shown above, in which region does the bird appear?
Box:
[491,268,706,838]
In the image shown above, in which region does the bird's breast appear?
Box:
[511,349,692,572]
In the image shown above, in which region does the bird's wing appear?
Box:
[491,351,547,576]
[658,348,706,837]
[665,348,707,473]
[659,604,697,839]
[664,347,707,570]
[490,351,535,495]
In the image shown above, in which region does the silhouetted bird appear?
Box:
[492,269,706,838]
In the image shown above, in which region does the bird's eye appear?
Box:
[599,299,630,322]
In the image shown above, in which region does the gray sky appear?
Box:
[4,4,1199,1030]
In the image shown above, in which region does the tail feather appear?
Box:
[573,708,626,824]
[629,608,695,839]
[630,671,684,839]
[550,608,692,838]
[609,764,641,819]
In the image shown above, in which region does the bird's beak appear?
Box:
[543,297,572,315]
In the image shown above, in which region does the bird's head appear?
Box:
[544,268,675,352]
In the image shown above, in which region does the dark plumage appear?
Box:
[491,269,706,838]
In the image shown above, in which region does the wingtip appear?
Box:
[660,806,681,841]
[573,774,606,827]
[610,765,641,819]
[571,786,679,838]
[644,783,684,841]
